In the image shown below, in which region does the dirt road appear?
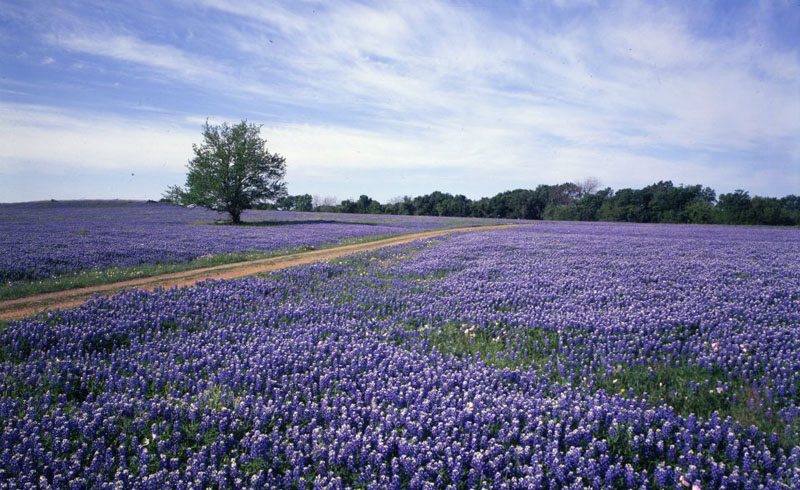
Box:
[0,224,518,321]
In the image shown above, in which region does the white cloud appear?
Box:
[0,99,795,201]
[44,30,285,101]
[193,0,311,34]
[0,103,196,173]
[221,1,798,155]
[4,0,799,198]
[48,32,221,81]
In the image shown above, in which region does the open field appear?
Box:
[0,201,509,300]
[0,224,518,320]
[1,221,798,487]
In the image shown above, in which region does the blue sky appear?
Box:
[1,0,798,203]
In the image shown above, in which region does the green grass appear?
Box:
[596,363,738,417]
[328,233,398,246]
[420,316,799,450]
[1,371,105,402]
[418,321,561,371]
[595,362,799,449]
[241,457,267,476]
[411,319,798,449]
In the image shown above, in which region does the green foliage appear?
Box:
[167,120,287,223]
[322,180,798,226]
[241,457,268,476]
[717,190,754,224]
[275,194,313,212]
[338,195,383,214]
[67,173,796,227]
[543,203,577,221]
[749,196,795,225]
[684,199,718,224]
[423,322,505,360]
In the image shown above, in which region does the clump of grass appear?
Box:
[241,457,267,476]
[596,363,737,417]
[414,319,798,449]
[419,321,561,371]
[596,362,799,449]
[425,322,506,360]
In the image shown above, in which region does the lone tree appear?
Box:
[166,120,287,223]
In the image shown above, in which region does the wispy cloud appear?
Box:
[1,0,798,200]
[0,102,196,173]
[50,33,215,80]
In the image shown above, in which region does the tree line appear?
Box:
[163,121,797,226]
[269,181,800,226]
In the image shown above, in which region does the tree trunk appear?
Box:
[230,209,242,224]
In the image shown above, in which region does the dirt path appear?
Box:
[0,224,518,321]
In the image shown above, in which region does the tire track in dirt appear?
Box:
[0,224,519,321]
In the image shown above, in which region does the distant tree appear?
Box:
[294,194,313,212]
[309,181,794,226]
[575,187,612,221]
[781,195,800,212]
[750,196,793,225]
[383,196,407,215]
[339,199,357,214]
[717,190,753,224]
[598,188,638,222]
[575,177,601,196]
[393,196,416,215]
[275,195,296,211]
[414,191,452,216]
[548,182,582,206]
[161,185,185,204]
[488,189,546,219]
[441,194,470,216]
[780,195,800,225]
[166,120,287,224]
[313,195,339,212]
[355,195,382,214]
[275,194,313,212]
[543,203,578,221]
[684,199,717,224]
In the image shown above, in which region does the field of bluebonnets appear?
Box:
[0,200,498,297]
[1,220,800,488]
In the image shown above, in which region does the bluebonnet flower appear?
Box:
[1,221,798,487]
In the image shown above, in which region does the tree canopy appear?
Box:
[166,121,287,223]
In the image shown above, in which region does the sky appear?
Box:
[0,0,798,203]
